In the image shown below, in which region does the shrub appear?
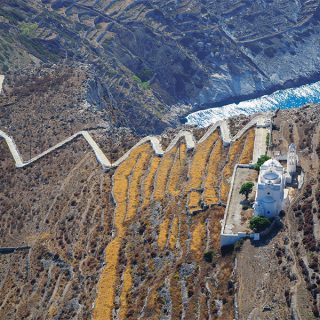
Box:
[234,239,244,252]
[254,155,271,171]
[266,133,270,147]
[19,22,38,37]
[203,251,215,263]
[249,216,271,232]
[141,81,150,90]
[132,74,151,90]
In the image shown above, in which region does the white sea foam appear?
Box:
[186,80,320,127]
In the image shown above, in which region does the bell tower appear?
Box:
[287,143,297,176]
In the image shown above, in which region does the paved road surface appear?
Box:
[0,114,268,170]
[253,127,269,163]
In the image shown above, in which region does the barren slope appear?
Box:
[1,0,320,133]
[237,105,320,319]
[0,106,320,319]
[0,120,259,319]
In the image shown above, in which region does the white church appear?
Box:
[254,144,297,217]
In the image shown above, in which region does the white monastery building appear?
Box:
[254,159,286,217]
[254,144,298,217]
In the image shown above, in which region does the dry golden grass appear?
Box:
[127,145,152,221]
[153,147,177,201]
[188,131,218,190]
[168,143,187,197]
[188,191,202,213]
[191,221,206,259]
[169,216,179,250]
[223,139,243,178]
[203,138,223,205]
[158,218,170,250]
[187,131,218,210]
[94,145,146,320]
[220,181,230,203]
[113,148,142,207]
[93,129,248,319]
[119,264,133,320]
[239,128,255,164]
[141,156,160,209]
[94,236,122,320]
[47,304,58,318]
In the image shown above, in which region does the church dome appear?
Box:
[263,171,279,180]
[260,158,284,184]
[263,159,282,168]
[261,168,281,184]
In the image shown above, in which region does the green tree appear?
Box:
[19,22,38,37]
[239,182,254,200]
[132,74,150,90]
[203,251,215,263]
[255,154,271,171]
[249,216,271,232]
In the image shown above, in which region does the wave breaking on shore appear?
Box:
[186,81,320,127]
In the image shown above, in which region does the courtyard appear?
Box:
[223,166,258,234]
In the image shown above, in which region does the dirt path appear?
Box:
[286,200,303,320]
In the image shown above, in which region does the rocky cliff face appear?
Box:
[1,0,320,132]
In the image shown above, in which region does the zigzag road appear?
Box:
[0,115,270,171]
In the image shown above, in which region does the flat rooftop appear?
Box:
[223,166,258,234]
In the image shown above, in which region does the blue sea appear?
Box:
[186,80,320,127]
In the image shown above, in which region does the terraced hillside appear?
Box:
[0,118,257,319]
[90,127,257,319]
[0,138,113,319]
[2,0,320,133]
[1,106,320,319]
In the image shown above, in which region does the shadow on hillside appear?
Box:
[252,218,284,247]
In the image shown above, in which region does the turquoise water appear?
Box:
[186,80,320,127]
